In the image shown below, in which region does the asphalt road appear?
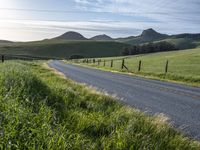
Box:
[49,60,200,140]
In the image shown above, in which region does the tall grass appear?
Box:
[0,61,199,149]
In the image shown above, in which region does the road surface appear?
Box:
[49,60,200,139]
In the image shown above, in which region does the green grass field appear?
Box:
[77,48,200,86]
[0,40,129,58]
[0,61,200,149]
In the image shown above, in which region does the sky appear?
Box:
[0,0,199,41]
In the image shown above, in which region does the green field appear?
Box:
[0,40,129,58]
[0,61,199,149]
[77,48,200,86]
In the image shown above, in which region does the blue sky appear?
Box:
[0,0,199,41]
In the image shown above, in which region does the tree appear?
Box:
[121,47,130,56]
[69,55,84,59]
[121,42,178,56]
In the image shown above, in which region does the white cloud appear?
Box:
[73,0,200,22]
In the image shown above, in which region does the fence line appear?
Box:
[75,57,171,75]
[0,54,60,62]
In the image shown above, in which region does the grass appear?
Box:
[0,40,129,58]
[77,48,200,86]
[0,61,200,149]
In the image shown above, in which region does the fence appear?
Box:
[0,54,59,62]
[72,57,172,75]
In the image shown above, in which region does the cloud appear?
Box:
[73,0,200,23]
[0,0,200,41]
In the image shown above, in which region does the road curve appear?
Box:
[49,60,200,140]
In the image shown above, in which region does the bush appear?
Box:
[69,55,84,59]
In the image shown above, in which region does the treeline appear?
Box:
[122,41,178,56]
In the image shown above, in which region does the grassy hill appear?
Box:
[116,28,168,45]
[116,29,200,50]
[0,40,129,58]
[0,40,13,44]
[90,34,113,41]
[160,37,200,49]
[117,36,200,51]
[54,31,87,40]
[77,47,200,86]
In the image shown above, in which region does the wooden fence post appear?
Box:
[165,60,169,74]
[121,59,125,69]
[2,55,4,63]
[111,60,113,68]
[138,60,142,72]
[98,60,100,66]
[103,60,106,66]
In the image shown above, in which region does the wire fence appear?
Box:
[71,57,168,73]
[0,54,59,62]
[71,57,200,78]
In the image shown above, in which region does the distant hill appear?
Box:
[172,33,200,39]
[54,32,113,41]
[1,29,200,58]
[54,31,87,40]
[90,34,113,41]
[116,29,200,49]
[0,40,13,44]
[116,28,169,45]
[141,28,168,40]
[154,33,200,50]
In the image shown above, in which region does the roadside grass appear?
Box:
[77,48,200,86]
[0,61,200,149]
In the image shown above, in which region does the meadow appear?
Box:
[78,48,200,86]
[0,61,200,149]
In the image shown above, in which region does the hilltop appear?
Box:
[116,28,168,44]
[90,34,113,41]
[116,28,200,49]
[54,31,87,40]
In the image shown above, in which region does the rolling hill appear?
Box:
[53,31,87,40]
[0,40,129,58]
[116,29,200,49]
[0,40,13,44]
[116,28,168,45]
[0,29,200,59]
[90,34,113,41]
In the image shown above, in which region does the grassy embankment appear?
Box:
[77,48,200,86]
[0,61,200,149]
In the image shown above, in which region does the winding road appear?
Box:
[49,60,200,140]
